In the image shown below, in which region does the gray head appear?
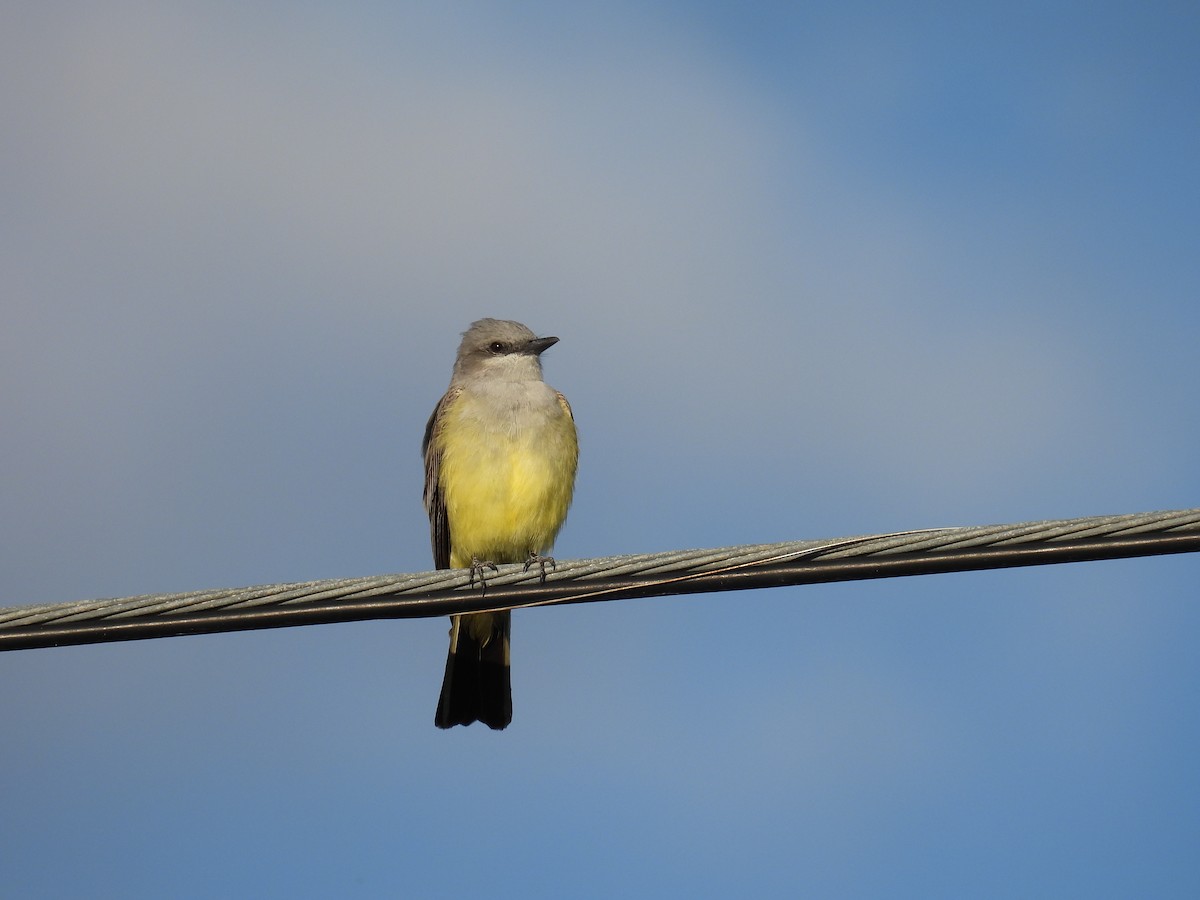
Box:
[451,318,560,384]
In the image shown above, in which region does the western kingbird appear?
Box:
[423,319,578,729]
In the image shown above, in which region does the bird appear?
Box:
[423,318,578,729]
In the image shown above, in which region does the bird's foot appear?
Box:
[522,551,557,583]
[468,557,500,591]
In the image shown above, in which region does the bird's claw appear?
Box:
[468,557,500,592]
[522,552,556,583]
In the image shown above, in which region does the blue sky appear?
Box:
[2,2,1199,896]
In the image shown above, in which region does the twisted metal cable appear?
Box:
[3,507,1199,651]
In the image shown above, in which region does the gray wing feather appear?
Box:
[422,389,460,570]
[555,391,574,421]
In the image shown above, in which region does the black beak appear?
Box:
[527,336,559,355]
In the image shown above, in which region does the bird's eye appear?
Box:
[488,341,506,353]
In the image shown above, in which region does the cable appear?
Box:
[2,507,1198,651]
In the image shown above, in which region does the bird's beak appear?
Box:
[527,336,559,355]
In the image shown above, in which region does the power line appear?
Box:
[2,507,1198,652]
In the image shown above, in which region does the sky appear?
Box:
[2,1,1199,896]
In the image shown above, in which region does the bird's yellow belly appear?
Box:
[437,401,576,568]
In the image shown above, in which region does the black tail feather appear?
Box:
[435,612,511,730]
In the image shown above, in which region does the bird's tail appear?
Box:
[435,611,512,730]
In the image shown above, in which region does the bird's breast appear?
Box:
[436,383,577,566]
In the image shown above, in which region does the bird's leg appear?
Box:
[468,557,500,591]
[522,551,556,583]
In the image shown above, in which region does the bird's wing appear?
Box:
[422,388,460,570]
[555,391,574,421]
